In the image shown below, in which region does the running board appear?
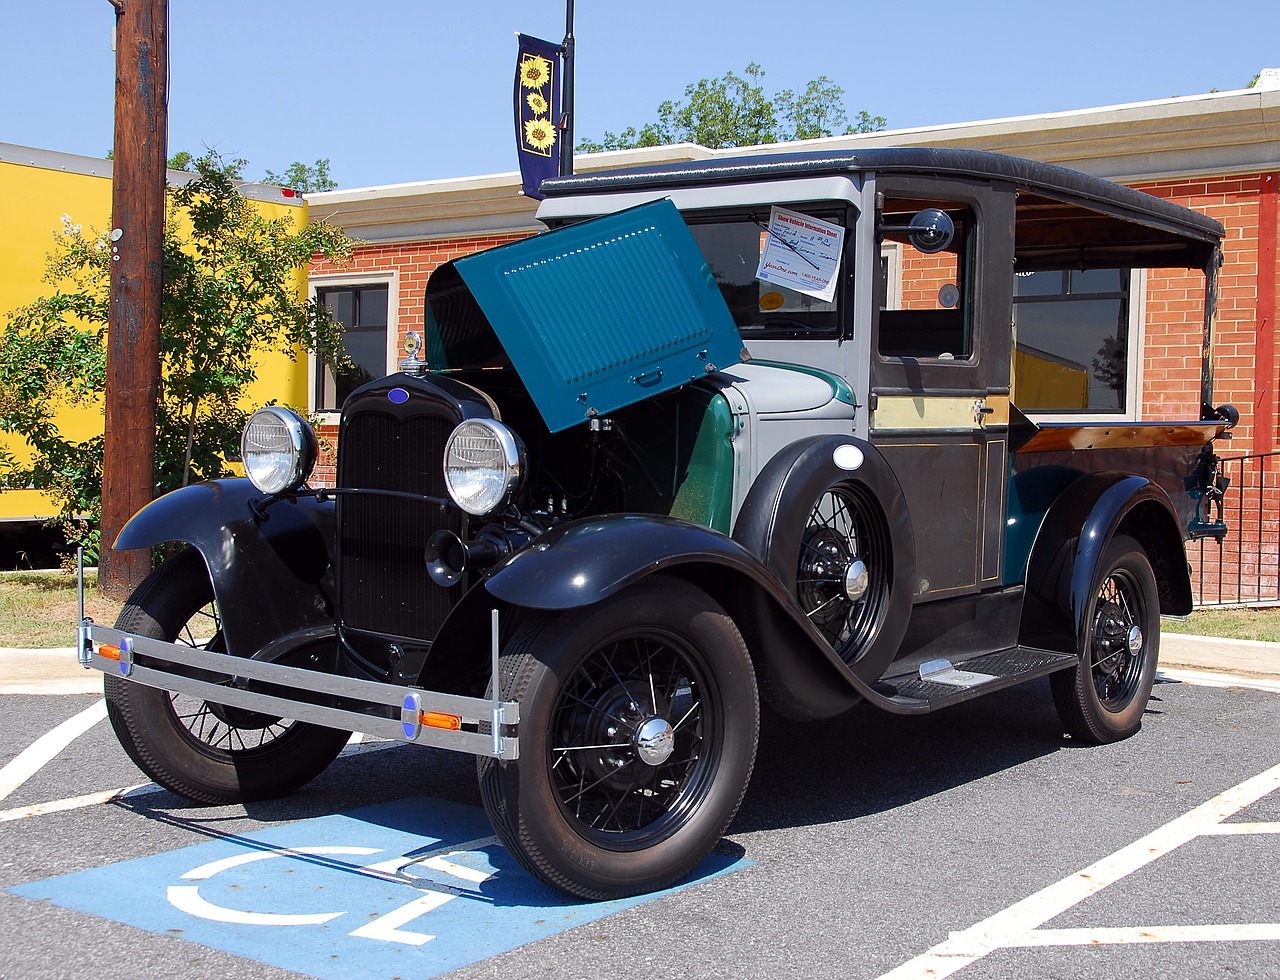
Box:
[863,646,1077,715]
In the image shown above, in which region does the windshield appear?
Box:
[686,208,846,339]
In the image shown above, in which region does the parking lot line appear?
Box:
[877,760,1280,979]
[1011,924,1280,946]
[0,698,107,801]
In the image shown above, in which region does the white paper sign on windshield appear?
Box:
[754,206,845,303]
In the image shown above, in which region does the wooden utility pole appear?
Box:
[101,0,168,597]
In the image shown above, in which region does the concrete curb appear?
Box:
[1160,632,1280,679]
[3,633,1278,694]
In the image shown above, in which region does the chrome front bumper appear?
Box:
[77,617,520,760]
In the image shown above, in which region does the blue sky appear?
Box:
[2,0,1275,190]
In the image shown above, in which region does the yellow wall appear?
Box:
[0,149,312,520]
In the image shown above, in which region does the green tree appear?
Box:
[0,152,353,561]
[264,159,338,193]
[577,63,885,152]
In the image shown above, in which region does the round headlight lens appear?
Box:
[443,419,523,516]
[241,407,317,495]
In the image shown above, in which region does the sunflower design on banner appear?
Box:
[514,34,562,199]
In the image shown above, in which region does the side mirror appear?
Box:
[880,208,956,254]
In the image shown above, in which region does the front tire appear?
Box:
[479,577,758,900]
[1051,535,1160,744]
[104,548,351,804]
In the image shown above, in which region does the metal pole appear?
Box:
[559,0,574,177]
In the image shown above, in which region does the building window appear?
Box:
[315,283,390,411]
[1013,269,1135,415]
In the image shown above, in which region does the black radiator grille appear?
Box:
[337,408,463,641]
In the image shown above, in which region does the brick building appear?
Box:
[308,77,1279,602]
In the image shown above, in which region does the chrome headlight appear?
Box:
[240,407,317,495]
[443,419,524,516]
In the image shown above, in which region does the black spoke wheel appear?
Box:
[1051,534,1160,744]
[104,548,351,804]
[479,577,758,900]
[797,483,892,665]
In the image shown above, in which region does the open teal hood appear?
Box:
[423,199,748,433]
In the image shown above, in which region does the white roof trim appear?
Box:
[314,81,1280,242]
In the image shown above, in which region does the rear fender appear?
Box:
[113,479,336,660]
[1020,473,1190,653]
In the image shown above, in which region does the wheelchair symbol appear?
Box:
[167,837,498,946]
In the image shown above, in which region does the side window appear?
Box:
[877,204,974,360]
[315,283,390,411]
[1012,268,1133,414]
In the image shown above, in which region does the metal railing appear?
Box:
[1190,451,1280,608]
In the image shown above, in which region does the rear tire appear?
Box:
[1051,535,1160,744]
[105,548,350,804]
[479,577,758,900]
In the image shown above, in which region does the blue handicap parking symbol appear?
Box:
[11,797,747,979]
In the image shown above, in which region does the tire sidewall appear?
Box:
[105,549,349,803]
[1072,535,1160,741]
[497,579,758,897]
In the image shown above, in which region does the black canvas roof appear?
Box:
[541,147,1224,249]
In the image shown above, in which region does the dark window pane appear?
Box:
[358,286,389,327]
[1071,268,1124,294]
[316,284,390,410]
[1015,297,1128,411]
[323,289,355,327]
[1014,270,1064,296]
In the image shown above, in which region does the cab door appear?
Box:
[868,175,1015,601]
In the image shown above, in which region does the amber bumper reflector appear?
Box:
[422,711,462,731]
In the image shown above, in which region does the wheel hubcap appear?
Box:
[634,716,675,766]
[844,559,869,601]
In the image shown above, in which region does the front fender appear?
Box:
[114,479,336,660]
[483,514,763,610]
[1020,473,1189,653]
[476,514,870,719]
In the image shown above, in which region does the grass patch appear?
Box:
[1165,607,1280,644]
[0,570,123,649]
[3,567,1278,649]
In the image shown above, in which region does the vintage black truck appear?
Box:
[80,149,1236,900]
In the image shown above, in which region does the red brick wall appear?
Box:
[309,231,531,485]
[1133,174,1280,604]
[1133,175,1273,454]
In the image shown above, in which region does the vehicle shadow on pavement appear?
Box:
[736,678,1067,833]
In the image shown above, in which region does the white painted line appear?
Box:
[181,845,382,881]
[1157,668,1280,694]
[0,734,396,825]
[877,761,1280,979]
[0,699,108,801]
[0,783,155,823]
[1013,924,1280,946]
[1202,821,1280,835]
[167,885,346,926]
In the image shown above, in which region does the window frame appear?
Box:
[1011,268,1146,421]
[308,270,399,419]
